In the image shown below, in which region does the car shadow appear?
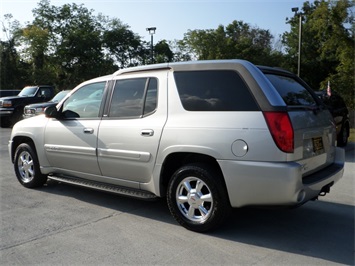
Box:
[38,180,354,265]
[211,202,354,265]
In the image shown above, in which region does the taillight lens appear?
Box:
[263,112,294,153]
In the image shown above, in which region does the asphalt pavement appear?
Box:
[0,127,354,265]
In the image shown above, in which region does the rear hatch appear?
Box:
[262,70,336,178]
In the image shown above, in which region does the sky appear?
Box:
[0,0,311,43]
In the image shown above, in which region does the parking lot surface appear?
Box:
[1,127,354,265]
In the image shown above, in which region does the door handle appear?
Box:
[141,129,154,137]
[84,128,94,134]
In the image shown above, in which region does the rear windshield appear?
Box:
[174,70,259,111]
[265,74,317,106]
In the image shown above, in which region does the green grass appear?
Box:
[349,128,355,143]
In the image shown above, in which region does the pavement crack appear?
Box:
[0,212,120,251]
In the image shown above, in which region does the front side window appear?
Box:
[265,74,317,106]
[109,78,158,118]
[62,82,105,118]
[174,70,259,111]
[38,88,52,98]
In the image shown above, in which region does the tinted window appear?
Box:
[174,70,258,111]
[143,78,158,115]
[265,74,317,106]
[62,82,105,118]
[109,78,157,118]
[38,87,52,98]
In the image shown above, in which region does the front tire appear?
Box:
[14,143,47,188]
[167,163,230,232]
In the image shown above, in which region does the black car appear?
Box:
[23,90,71,119]
[0,90,21,97]
[316,90,350,147]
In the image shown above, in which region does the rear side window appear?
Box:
[265,74,317,106]
[109,78,158,118]
[174,70,259,111]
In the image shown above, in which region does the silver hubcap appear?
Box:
[17,151,34,183]
[176,177,213,222]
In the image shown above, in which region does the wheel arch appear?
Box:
[159,152,229,199]
[10,136,36,163]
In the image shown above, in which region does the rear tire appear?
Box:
[14,143,47,188]
[167,163,231,232]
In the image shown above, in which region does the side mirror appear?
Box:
[44,105,59,118]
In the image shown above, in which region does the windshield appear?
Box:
[18,87,38,97]
[51,91,70,103]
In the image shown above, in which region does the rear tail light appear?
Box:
[263,111,294,153]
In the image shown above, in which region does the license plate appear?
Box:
[312,137,324,152]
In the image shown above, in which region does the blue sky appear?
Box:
[1,0,311,42]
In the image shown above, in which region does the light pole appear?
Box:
[292,7,303,77]
[146,27,156,64]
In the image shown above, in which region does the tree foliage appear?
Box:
[154,40,174,63]
[0,14,29,89]
[283,0,354,108]
[2,0,149,90]
[0,0,353,109]
[182,20,285,66]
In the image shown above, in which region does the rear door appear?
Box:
[97,71,167,185]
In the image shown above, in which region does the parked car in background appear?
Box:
[0,90,21,97]
[8,60,345,232]
[315,90,350,147]
[23,90,71,119]
[0,85,55,127]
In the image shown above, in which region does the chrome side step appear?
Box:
[48,175,158,200]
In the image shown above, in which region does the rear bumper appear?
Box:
[219,147,345,208]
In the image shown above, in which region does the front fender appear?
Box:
[9,116,52,174]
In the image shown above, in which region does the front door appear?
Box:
[44,81,106,177]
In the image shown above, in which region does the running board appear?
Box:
[48,175,158,200]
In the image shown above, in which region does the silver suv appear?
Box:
[8,60,345,232]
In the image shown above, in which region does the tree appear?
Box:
[16,0,145,90]
[154,40,174,63]
[0,14,29,89]
[182,20,285,66]
[20,24,52,84]
[28,0,116,89]
[282,0,354,108]
[101,16,145,68]
[168,39,193,62]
